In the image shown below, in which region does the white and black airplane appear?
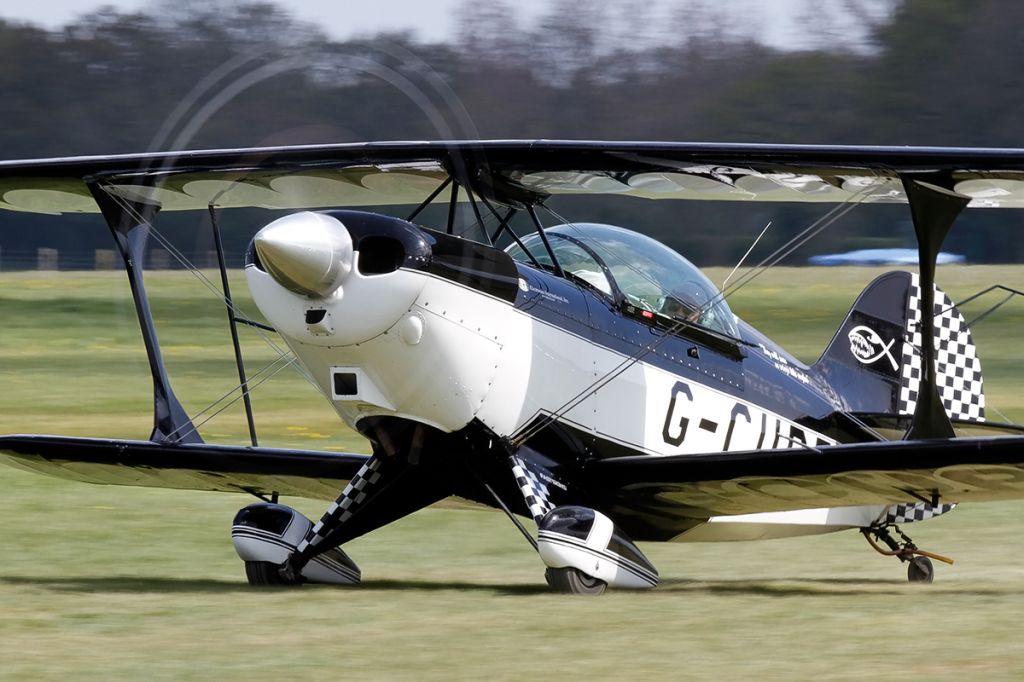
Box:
[2,140,1024,593]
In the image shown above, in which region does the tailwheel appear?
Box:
[244,560,300,587]
[907,556,934,583]
[862,524,952,583]
[544,567,607,595]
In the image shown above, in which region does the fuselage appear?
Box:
[246,210,872,464]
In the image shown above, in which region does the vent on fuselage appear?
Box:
[357,236,405,275]
[332,371,358,396]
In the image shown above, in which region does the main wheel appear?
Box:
[544,567,607,595]
[245,561,299,587]
[907,556,934,583]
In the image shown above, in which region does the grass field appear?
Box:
[2,266,1024,680]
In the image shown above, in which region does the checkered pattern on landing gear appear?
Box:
[297,457,383,554]
[884,502,957,524]
[897,273,985,421]
[511,455,554,523]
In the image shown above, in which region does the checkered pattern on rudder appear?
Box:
[898,274,985,422]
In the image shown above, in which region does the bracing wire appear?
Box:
[98,187,320,439]
[722,220,772,291]
[164,352,297,433]
[102,186,307,375]
[167,355,298,443]
[711,187,874,307]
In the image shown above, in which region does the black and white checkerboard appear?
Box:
[297,457,383,555]
[511,455,555,523]
[884,501,957,525]
[897,273,985,421]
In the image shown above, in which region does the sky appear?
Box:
[0,0,887,51]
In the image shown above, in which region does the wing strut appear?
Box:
[86,182,202,444]
[405,176,452,223]
[900,177,970,440]
[445,179,459,235]
[209,206,258,448]
[525,205,564,277]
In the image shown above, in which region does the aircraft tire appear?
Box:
[544,567,607,595]
[244,560,298,587]
[907,556,934,583]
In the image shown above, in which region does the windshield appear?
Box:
[506,223,739,337]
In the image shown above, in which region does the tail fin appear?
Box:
[813,271,985,421]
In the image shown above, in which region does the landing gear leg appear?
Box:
[862,524,951,583]
[280,456,387,583]
[277,426,454,584]
[497,452,658,594]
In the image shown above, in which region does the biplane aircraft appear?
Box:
[3,140,1024,593]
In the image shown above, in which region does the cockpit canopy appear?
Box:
[506,223,739,337]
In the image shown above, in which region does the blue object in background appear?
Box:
[808,248,966,266]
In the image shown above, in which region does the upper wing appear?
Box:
[0,434,368,500]
[586,435,1024,532]
[4,140,1024,214]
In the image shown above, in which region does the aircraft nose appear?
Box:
[253,212,354,298]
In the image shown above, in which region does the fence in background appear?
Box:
[0,248,247,271]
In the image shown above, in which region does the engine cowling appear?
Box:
[245,210,531,435]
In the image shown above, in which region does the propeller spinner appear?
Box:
[253,211,354,298]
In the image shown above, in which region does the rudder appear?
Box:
[813,271,985,422]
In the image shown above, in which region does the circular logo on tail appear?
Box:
[848,325,899,371]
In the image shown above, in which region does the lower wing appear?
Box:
[0,434,368,500]
[6,432,1024,533]
[586,434,1024,540]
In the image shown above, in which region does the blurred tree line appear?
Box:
[2,0,1024,266]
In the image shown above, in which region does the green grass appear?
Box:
[2,266,1024,680]
[0,270,365,449]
